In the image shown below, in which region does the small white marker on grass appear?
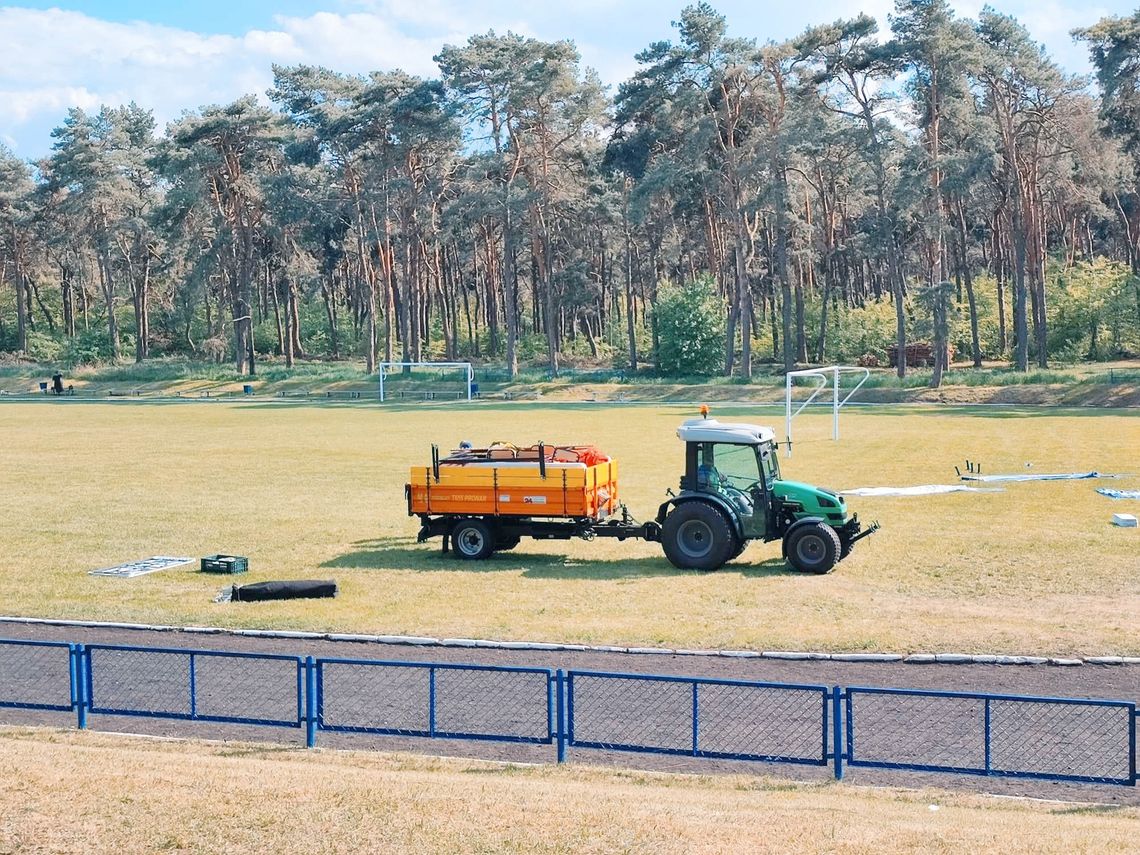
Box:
[1112,513,1137,528]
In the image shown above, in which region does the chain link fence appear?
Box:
[846,687,1137,785]
[318,659,553,743]
[0,639,74,712]
[567,671,830,765]
[0,638,1136,788]
[84,645,303,727]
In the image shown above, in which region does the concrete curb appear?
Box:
[1,616,1135,665]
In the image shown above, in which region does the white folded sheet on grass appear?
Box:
[960,472,1119,483]
[840,485,1004,497]
[1097,488,1140,500]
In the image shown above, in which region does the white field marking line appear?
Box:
[1,616,1137,665]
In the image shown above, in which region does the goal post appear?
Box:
[784,365,870,456]
[378,362,475,402]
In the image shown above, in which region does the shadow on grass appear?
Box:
[325,537,798,580]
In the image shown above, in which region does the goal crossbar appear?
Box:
[784,365,870,456]
[378,361,475,402]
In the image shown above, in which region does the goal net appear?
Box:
[784,366,869,457]
[378,362,475,402]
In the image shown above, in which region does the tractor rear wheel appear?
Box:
[784,523,841,574]
[662,503,737,572]
[452,519,495,560]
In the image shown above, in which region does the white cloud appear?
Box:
[0,5,479,156]
[0,1,1128,157]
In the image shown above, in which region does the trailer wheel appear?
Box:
[662,502,737,572]
[784,523,841,574]
[452,519,495,560]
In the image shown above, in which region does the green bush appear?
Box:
[23,330,63,362]
[1047,259,1140,360]
[653,275,726,376]
[61,329,119,367]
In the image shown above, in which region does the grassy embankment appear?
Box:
[1,357,1138,406]
[1,400,1137,655]
[0,729,1135,855]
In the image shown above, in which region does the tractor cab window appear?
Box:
[759,443,780,485]
[696,442,762,498]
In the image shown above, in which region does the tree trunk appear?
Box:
[956,200,981,367]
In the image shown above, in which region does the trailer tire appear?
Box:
[452,519,495,560]
[661,502,737,572]
[785,523,841,574]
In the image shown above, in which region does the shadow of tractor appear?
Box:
[323,536,799,580]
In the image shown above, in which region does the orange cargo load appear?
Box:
[407,443,618,520]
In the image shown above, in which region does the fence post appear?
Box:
[428,667,437,738]
[68,644,81,730]
[691,682,700,756]
[189,653,198,720]
[832,686,844,781]
[1130,710,1137,786]
[984,698,992,775]
[304,657,317,748]
[555,669,567,763]
[75,644,88,730]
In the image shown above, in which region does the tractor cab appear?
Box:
[656,409,877,573]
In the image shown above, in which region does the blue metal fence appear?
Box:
[316,658,554,745]
[0,638,1135,789]
[844,686,1138,786]
[566,670,832,766]
[0,639,75,713]
[83,644,305,729]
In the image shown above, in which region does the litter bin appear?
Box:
[39,382,48,393]
[243,384,253,395]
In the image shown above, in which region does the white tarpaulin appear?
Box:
[89,556,192,578]
[960,472,1118,483]
[840,485,1004,497]
[1098,488,1140,500]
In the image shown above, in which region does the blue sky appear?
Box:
[1,1,1134,157]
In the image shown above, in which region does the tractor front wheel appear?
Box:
[661,503,737,572]
[839,538,853,561]
[452,519,495,560]
[784,523,841,574]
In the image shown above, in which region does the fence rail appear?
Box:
[845,685,1137,786]
[566,670,832,766]
[0,639,1135,788]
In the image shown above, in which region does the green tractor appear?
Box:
[655,413,878,573]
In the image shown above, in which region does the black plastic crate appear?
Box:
[200,554,248,574]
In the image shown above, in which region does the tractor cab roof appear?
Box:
[676,417,777,446]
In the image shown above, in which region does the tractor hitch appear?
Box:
[843,518,880,547]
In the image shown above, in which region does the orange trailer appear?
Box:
[406,442,658,559]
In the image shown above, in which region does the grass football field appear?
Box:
[1,399,1136,655]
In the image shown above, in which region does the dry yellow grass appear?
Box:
[0,727,1135,854]
[0,400,1137,654]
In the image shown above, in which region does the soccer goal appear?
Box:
[784,365,870,457]
[378,362,475,402]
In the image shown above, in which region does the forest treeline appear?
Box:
[2,0,1140,383]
